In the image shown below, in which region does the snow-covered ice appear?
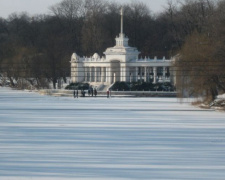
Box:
[0,87,225,180]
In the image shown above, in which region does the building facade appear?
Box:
[70,9,172,86]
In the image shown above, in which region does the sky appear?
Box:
[0,0,170,19]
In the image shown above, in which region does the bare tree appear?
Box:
[81,0,108,55]
[50,0,85,19]
[175,30,225,101]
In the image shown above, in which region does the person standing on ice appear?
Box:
[94,88,97,97]
[91,88,93,97]
[73,90,76,98]
[107,89,109,98]
[76,89,78,98]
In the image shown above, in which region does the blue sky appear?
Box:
[0,0,171,18]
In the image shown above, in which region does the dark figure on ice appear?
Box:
[88,89,91,96]
[81,90,85,97]
[76,89,78,98]
[107,90,109,98]
[73,90,76,98]
[94,89,97,97]
[91,88,93,97]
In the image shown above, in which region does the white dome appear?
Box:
[92,53,100,59]
[71,53,79,61]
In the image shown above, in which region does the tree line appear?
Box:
[173,0,225,101]
[0,0,225,101]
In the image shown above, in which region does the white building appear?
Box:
[70,8,172,88]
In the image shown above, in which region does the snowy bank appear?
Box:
[209,94,225,110]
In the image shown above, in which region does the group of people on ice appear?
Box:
[87,87,97,97]
[73,87,111,98]
[73,87,97,98]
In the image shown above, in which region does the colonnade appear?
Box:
[82,66,170,84]
[84,67,109,83]
[131,66,170,84]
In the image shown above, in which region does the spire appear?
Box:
[115,7,129,47]
[120,7,124,35]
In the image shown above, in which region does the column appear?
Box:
[83,67,86,82]
[130,73,132,83]
[140,67,142,81]
[145,67,147,82]
[105,67,108,83]
[121,66,127,82]
[101,67,104,82]
[98,67,100,82]
[74,65,77,82]
[90,67,92,82]
[84,67,87,82]
[99,67,101,82]
[104,67,106,82]
[136,67,138,82]
[125,67,129,82]
[120,66,124,82]
[87,67,89,82]
[95,67,97,82]
[109,67,112,83]
[163,67,166,82]
[153,67,157,84]
[146,67,149,82]
[167,67,170,81]
[106,67,110,84]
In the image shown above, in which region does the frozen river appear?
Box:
[0,87,225,180]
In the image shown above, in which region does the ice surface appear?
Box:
[0,87,225,180]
